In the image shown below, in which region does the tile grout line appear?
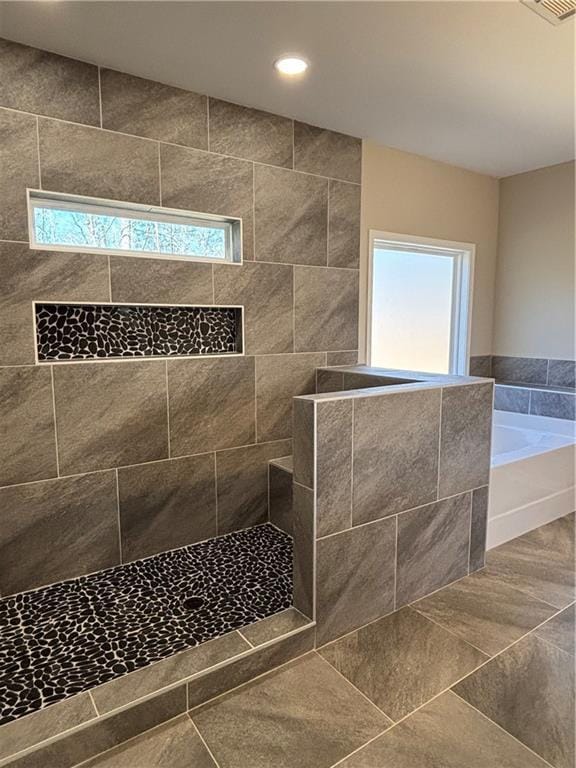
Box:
[451,692,557,768]
[349,399,354,529]
[213,452,219,535]
[188,714,224,768]
[165,360,171,459]
[436,387,443,500]
[236,629,255,649]
[115,468,123,564]
[49,365,61,477]
[328,727,391,768]
[87,689,100,717]
[0,436,295,492]
[466,491,473,574]
[326,599,573,766]
[35,116,42,189]
[97,66,103,128]
[408,604,491,657]
[393,514,398,611]
[0,104,362,185]
[312,651,395,722]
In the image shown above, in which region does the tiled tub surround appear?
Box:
[470,355,576,420]
[0,37,361,594]
[292,366,494,645]
[34,303,243,362]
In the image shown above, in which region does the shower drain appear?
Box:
[183,596,205,610]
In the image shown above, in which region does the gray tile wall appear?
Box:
[294,380,493,644]
[0,38,361,596]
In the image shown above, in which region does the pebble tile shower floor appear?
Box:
[0,524,292,725]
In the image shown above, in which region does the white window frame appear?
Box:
[27,189,243,265]
[366,230,475,375]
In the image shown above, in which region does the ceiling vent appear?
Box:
[521,0,575,24]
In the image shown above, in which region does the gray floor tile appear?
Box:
[191,653,390,768]
[454,633,575,768]
[318,606,487,721]
[338,691,549,767]
[534,603,575,656]
[413,568,558,656]
[82,716,217,768]
[485,514,575,609]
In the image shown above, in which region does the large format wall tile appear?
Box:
[168,356,255,455]
[118,453,217,562]
[326,350,358,367]
[454,634,575,768]
[0,471,119,595]
[254,164,328,266]
[0,38,100,125]
[530,389,575,420]
[53,361,169,475]
[101,68,207,148]
[494,385,530,414]
[338,691,548,768]
[293,121,362,183]
[328,180,361,268]
[208,98,293,167]
[319,607,486,721]
[439,383,492,497]
[160,143,253,258]
[110,256,214,305]
[191,653,389,768]
[215,439,292,533]
[255,353,325,441]
[352,388,440,524]
[468,354,493,378]
[0,366,57,488]
[492,355,548,385]
[292,482,314,618]
[294,266,359,351]
[269,462,293,535]
[316,399,352,536]
[0,243,110,366]
[548,359,576,389]
[39,119,160,205]
[0,109,39,241]
[316,517,396,645]
[214,261,293,354]
[469,485,488,572]
[396,492,471,606]
[293,397,314,489]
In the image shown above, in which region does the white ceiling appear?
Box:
[1,1,574,177]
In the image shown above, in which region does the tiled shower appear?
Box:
[0,37,495,767]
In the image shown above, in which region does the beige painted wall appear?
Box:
[493,161,575,359]
[359,140,500,360]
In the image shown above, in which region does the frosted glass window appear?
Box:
[28,191,242,264]
[369,236,473,375]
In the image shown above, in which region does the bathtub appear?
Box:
[487,410,576,548]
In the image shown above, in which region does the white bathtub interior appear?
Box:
[488,410,576,549]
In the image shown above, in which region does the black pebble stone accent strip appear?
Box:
[0,524,292,725]
[34,303,243,362]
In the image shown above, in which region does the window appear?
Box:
[28,190,242,264]
[367,232,474,375]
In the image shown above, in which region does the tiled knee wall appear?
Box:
[470,355,576,420]
[0,36,362,597]
[293,381,493,645]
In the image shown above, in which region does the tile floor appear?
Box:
[81,513,574,768]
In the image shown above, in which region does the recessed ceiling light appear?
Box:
[274,56,309,76]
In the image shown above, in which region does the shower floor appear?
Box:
[0,523,292,725]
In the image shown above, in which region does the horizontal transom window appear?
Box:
[27,190,242,264]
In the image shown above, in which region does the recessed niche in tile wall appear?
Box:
[34,302,243,362]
